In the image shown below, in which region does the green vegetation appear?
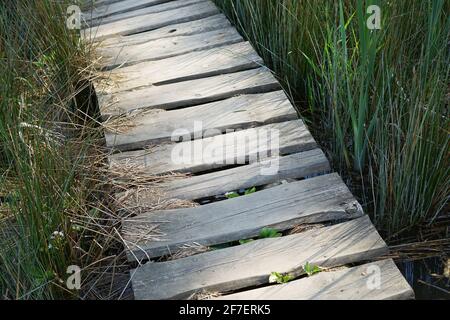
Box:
[225,186,257,199]
[269,271,295,284]
[303,262,322,277]
[239,227,282,245]
[215,0,449,235]
[0,1,113,299]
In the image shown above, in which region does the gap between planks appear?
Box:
[83,1,220,41]
[130,215,388,300]
[96,14,232,48]
[105,91,296,151]
[85,0,207,27]
[116,149,331,203]
[216,259,415,300]
[99,67,280,117]
[97,41,262,95]
[122,173,364,261]
[108,119,317,175]
[96,27,244,69]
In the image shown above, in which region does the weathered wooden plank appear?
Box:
[105,91,295,150]
[97,28,244,69]
[217,259,414,300]
[164,149,330,200]
[86,0,205,27]
[120,149,331,203]
[83,1,220,41]
[109,120,317,175]
[130,215,385,299]
[98,41,262,95]
[98,14,231,48]
[100,68,279,117]
[84,0,170,21]
[123,173,365,261]
[84,0,170,22]
[83,0,124,8]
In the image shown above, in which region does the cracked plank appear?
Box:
[100,68,279,117]
[105,91,295,150]
[123,173,365,261]
[217,259,414,300]
[130,216,385,299]
[108,120,316,175]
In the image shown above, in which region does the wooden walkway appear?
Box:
[84,0,414,300]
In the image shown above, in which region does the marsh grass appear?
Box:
[0,0,127,299]
[216,0,449,236]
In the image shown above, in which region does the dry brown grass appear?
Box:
[188,290,222,300]
[168,243,211,261]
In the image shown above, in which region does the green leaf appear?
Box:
[244,187,256,195]
[259,227,282,239]
[239,239,255,245]
[269,271,294,284]
[303,262,322,276]
[225,192,240,199]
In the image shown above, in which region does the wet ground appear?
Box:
[398,257,449,299]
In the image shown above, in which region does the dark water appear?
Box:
[397,257,450,300]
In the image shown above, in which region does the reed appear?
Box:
[0,0,114,299]
[215,0,449,235]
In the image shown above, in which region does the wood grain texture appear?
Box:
[86,0,411,301]
[100,68,280,117]
[130,216,385,299]
[98,41,262,95]
[123,173,365,261]
[97,14,231,48]
[217,259,415,300]
[108,120,317,175]
[84,0,124,7]
[118,149,330,203]
[83,1,220,41]
[86,0,205,27]
[105,91,296,150]
[84,0,170,21]
[97,27,244,69]
[163,149,330,200]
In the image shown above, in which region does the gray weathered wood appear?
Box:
[82,0,125,9]
[97,27,244,69]
[130,215,385,299]
[105,91,295,150]
[164,149,330,200]
[87,0,411,301]
[83,1,219,41]
[98,14,231,48]
[86,0,205,27]
[119,149,330,203]
[109,120,317,175]
[84,0,170,21]
[85,0,128,7]
[217,259,415,300]
[123,173,365,261]
[100,68,280,117]
[98,41,262,95]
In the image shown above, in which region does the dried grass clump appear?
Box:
[288,223,324,235]
[102,108,166,134]
[188,290,222,300]
[168,243,211,261]
[116,186,198,216]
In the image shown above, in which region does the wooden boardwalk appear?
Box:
[84,0,414,300]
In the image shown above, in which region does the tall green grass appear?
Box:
[215,0,449,235]
[0,0,110,299]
